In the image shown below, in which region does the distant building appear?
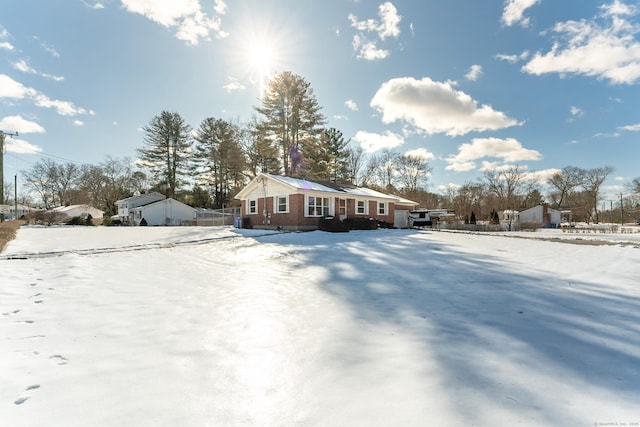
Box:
[129,198,196,226]
[519,204,562,228]
[51,205,105,223]
[115,192,166,225]
[0,204,39,220]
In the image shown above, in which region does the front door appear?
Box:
[337,198,347,220]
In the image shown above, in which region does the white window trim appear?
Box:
[247,199,257,215]
[378,201,388,215]
[305,195,333,217]
[356,199,369,215]
[274,195,289,214]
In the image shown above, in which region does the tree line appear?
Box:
[9,71,640,223]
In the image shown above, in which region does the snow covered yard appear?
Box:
[1,226,639,426]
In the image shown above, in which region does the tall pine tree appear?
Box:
[254,71,325,176]
[193,118,246,208]
[137,111,192,199]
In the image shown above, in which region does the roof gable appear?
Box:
[235,173,398,201]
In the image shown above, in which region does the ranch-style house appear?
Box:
[234,173,419,231]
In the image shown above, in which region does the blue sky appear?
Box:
[1,0,639,199]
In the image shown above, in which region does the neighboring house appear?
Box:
[115,192,166,225]
[129,198,196,226]
[519,203,562,228]
[0,204,38,220]
[51,204,105,223]
[234,173,419,231]
[500,210,520,231]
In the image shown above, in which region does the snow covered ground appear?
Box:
[1,226,639,426]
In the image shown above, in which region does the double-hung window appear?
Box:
[356,200,368,215]
[307,196,330,217]
[248,199,257,215]
[378,202,387,215]
[275,195,288,213]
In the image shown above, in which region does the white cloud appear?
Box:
[570,106,584,117]
[81,0,105,9]
[33,93,92,116]
[439,183,461,194]
[404,147,435,161]
[5,138,43,154]
[377,2,402,39]
[618,123,640,131]
[0,74,31,98]
[73,120,85,126]
[214,0,227,15]
[0,115,46,134]
[349,1,401,61]
[523,1,640,84]
[501,0,541,27]
[358,41,390,60]
[13,60,36,74]
[0,74,90,117]
[495,50,530,63]
[345,99,359,111]
[0,28,14,51]
[446,137,542,172]
[223,77,245,92]
[371,77,521,136]
[465,64,483,81]
[121,0,228,46]
[13,60,65,81]
[524,168,561,184]
[41,41,60,58]
[353,130,404,152]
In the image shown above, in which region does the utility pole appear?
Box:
[15,174,18,221]
[620,193,624,226]
[0,130,19,222]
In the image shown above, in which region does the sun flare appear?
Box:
[246,40,274,73]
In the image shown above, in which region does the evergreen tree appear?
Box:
[305,128,350,182]
[137,111,192,199]
[193,118,246,208]
[254,71,326,176]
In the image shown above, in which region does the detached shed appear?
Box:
[519,204,561,228]
[129,198,196,226]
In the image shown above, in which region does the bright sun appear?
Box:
[247,40,273,73]
[244,39,277,95]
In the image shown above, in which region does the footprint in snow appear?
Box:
[14,396,28,405]
[13,385,40,405]
[33,300,44,304]
[49,355,68,365]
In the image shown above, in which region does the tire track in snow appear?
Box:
[0,231,283,260]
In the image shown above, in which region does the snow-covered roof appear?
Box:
[237,173,399,201]
[116,191,166,204]
[129,198,195,212]
[51,204,104,214]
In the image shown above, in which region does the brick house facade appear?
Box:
[235,173,414,231]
